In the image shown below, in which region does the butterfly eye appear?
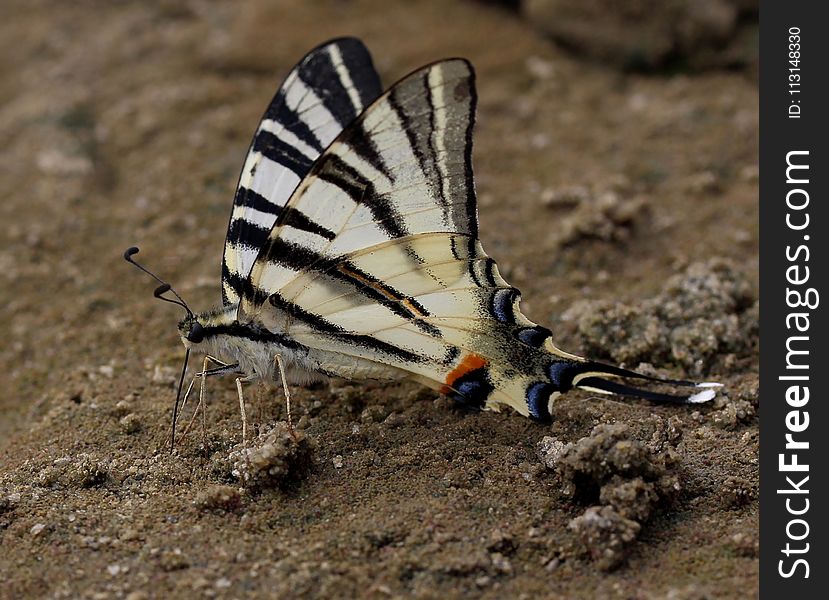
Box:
[188,322,205,343]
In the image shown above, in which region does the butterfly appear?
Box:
[125,38,718,447]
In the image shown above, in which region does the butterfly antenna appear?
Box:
[123,246,193,317]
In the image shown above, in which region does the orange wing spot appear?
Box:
[441,353,488,394]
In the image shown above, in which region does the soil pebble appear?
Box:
[194,485,242,513]
[34,453,110,489]
[536,436,567,470]
[119,412,142,434]
[720,475,755,508]
[548,187,648,248]
[599,476,659,522]
[728,532,759,558]
[545,423,680,501]
[568,505,641,571]
[158,549,190,572]
[661,584,717,600]
[711,398,755,429]
[0,491,20,515]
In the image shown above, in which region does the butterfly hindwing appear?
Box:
[221,37,383,305]
[270,232,558,416]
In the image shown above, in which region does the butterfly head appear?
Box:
[176,304,242,351]
[178,314,205,346]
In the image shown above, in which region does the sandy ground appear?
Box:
[0,1,758,598]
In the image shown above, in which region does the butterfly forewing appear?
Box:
[241,59,479,312]
[221,37,383,305]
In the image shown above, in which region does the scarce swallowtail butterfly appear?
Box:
[125,38,719,447]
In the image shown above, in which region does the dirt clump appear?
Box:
[545,185,648,248]
[565,259,757,375]
[540,423,681,502]
[522,0,756,71]
[31,453,111,490]
[226,422,314,491]
[539,422,684,569]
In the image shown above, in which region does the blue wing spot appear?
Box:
[491,288,518,324]
[516,326,551,348]
[446,366,494,410]
[526,381,554,423]
[547,361,583,391]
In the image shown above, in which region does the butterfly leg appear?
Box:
[173,374,199,446]
[198,356,208,449]
[273,353,297,440]
[176,356,240,447]
[234,375,257,443]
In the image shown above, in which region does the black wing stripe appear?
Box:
[254,238,440,337]
[200,321,302,349]
[345,135,395,184]
[483,258,498,286]
[279,206,337,241]
[388,88,431,188]
[422,73,448,207]
[334,262,442,337]
[461,70,478,238]
[235,187,283,216]
[268,292,425,363]
[266,101,325,153]
[335,39,384,110]
[299,49,361,130]
[222,264,248,301]
[253,131,315,178]
[315,154,409,239]
[226,219,270,252]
